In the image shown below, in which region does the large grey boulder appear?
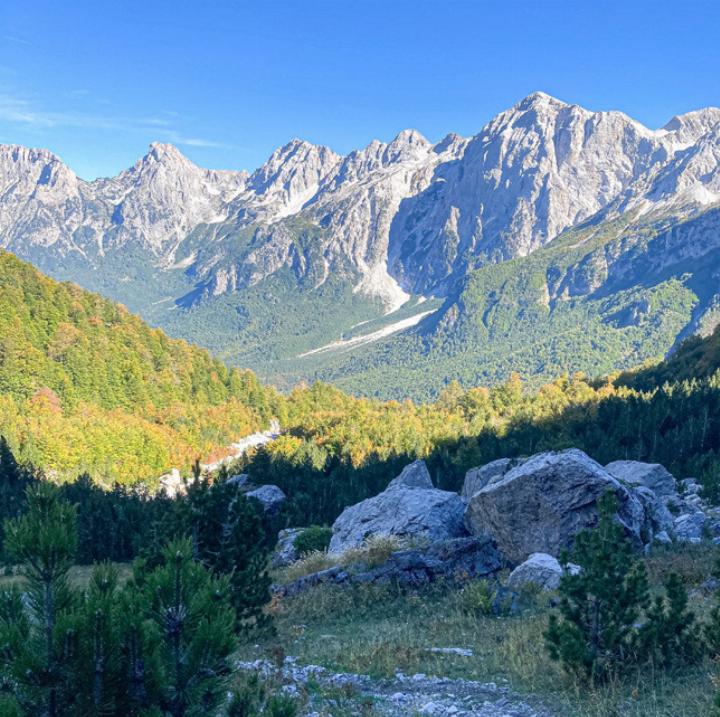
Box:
[329,467,467,554]
[272,528,304,568]
[605,461,677,500]
[465,449,645,564]
[461,458,525,502]
[246,484,286,515]
[507,553,563,591]
[387,460,433,490]
[276,536,502,597]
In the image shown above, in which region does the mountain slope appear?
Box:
[0,250,281,484]
[2,93,720,398]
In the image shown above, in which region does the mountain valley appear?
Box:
[2,93,720,398]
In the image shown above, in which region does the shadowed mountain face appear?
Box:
[2,93,720,398]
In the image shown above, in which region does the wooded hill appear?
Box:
[2,248,720,500]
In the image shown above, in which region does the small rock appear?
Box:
[428,647,474,657]
[226,473,249,487]
[507,553,562,591]
[272,527,304,567]
[246,484,286,515]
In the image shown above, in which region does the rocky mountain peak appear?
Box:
[248,139,341,214]
[514,90,567,111]
[662,107,720,146]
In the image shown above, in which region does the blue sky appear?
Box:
[1,0,719,179]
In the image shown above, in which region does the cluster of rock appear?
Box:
[276,536,502,599]
[237,655,552,717]
[275,449,719,596]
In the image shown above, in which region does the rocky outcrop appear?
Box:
[507,553,570,592]
[464,449,644,564]
[276,537,502,598]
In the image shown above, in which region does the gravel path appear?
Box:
[237,657,554,716]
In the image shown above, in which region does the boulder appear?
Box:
[246,484,286,515]
[605,461,677,500]
[387,460,433,490]
[329,469,467,554]
[680,478,702,496]
[227,473,250,487]
[674,512,706,543]
[272,528,303,568]
[464,449,645,564]
[461,458,524,502]
[276,537,502,597]
[507,553,563,591]
[633,485,675,540]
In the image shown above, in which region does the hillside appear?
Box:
[0,250,281,484]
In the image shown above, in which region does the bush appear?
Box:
[294,525,332,555]
[458,579,495,616]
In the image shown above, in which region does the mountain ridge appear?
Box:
[2,92,720,398]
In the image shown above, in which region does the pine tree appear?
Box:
[0,436,32,559]
[164,473,272,632]
[0,483,78,716]
[67,563,125,716]
[636,572,704,668]
[544,492,650,683]
[137,538,236,717]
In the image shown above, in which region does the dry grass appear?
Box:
[249,542,720,717]
[0,562,133,590]
[279,534,408,583]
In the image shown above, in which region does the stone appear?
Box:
[246,484,286,515]
[632,485,675,541]
[674,512,707,543]
[329,472,467,554]
[276,537,502,598]
[226,473,249,487]
[465,449,645,564]
[605,460,678,499]
[387,460,433,490]
[272,528,304,568]
[681,478,702,496]
[460,458,524,502]
[507,553,563,591]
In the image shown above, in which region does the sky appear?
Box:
[1,0,719,180]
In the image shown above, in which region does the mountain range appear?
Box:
[2,91,720,399]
